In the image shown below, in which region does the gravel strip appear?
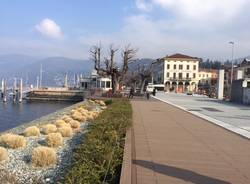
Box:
[0,100,102,184]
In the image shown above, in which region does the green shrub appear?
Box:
[104,99,112,106]
[61,99,132,184]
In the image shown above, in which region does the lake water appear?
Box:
[0,100,74,132]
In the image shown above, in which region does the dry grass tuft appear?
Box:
[0,134,26,149]
[86,112,94,120]
[32,146,57,167]
[0,147,8,162]
[62,115,73,123]
[42,124,57,135]
[58,126,73,137]
[71,112,86,122]
[24,126,40,137]
[70,109,77,115]
[69,120,80,129]
[54,119,70,128]
[99,100,106,106]
[46,133,63,147]
[91,111,99,118]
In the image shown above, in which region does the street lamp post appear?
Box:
[229,41,234,100]
[229,41,234,85]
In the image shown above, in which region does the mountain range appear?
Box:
[0,54,93,86]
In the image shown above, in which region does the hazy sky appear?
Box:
[0,0,250,60]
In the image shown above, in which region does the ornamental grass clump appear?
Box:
[46,133,63,147]
[62,115,73,123]
[32,146,57,167]
[58,126,73,137]
[69,120,80,129]
[86,112,94,120]
[0,134,26,149]
[0,147,8,162]
[55,119,70,128]
[71,112,85,122]
[91,111,99,118]
[99,100,106,106]
[42,124,57,135]
[24,126,40,137]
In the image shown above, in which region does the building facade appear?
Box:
[198,69,218,94]
[79,70,112,91]
[236,59,250,79]
[152,53,200,92]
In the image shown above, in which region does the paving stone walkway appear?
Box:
[130,99,250,184]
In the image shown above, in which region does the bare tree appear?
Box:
[90,44,137,94]
[124,71,140,89]
[137,63,153,94]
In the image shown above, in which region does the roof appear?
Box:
[240,58,250,66]
[164,53,199,60]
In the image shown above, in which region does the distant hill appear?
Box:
[128,58,154,71]
[0,54,93,86]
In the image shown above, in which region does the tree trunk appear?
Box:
[111,73,119,94]
[140,79,146,94]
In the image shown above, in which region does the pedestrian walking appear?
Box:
[152,88,156,96]
[146,91,150,100]
[129,87,134,99]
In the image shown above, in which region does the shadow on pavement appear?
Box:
[133,160,230,184]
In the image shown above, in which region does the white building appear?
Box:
[152,53,200,92]
[79,70,112,91]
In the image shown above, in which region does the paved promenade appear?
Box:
[154,92,250,139]
[128,99,250,184]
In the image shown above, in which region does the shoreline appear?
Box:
[0,99,101,184]
[0,100,85,135]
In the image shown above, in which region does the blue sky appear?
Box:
[1,0,250,60]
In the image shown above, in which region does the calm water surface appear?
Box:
[0,100,74,132]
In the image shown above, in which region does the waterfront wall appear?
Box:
[26,89,84,102]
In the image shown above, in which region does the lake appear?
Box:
[0,100,74,132]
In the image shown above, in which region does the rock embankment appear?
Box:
[0,99,107,184]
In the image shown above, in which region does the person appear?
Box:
[152,88,156,96]
[146,91,150,100]
[129,87,134,99]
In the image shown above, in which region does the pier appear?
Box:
[25,87,84,102]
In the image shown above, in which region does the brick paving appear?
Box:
[130,99,250,184]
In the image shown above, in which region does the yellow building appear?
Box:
[153,53,200,92]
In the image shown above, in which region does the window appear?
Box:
[167,64,170,69]
[97,81,100,88]
[173,73,176,79]
[166,72,170,77]
[186,73,189,79]
[101,81,105,88]
[106,81,111,88]
[199,74,201,77]
[207,74,209,77]
[246,68,250,75]
[193,73,196,78]
[203,74,205,78]
[179,73,183,79]
[174,64,176,69]
[187,65,190,70]
[179,65,183,70]
[193,65,197,70]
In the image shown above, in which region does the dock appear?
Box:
[26,87,84,102]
